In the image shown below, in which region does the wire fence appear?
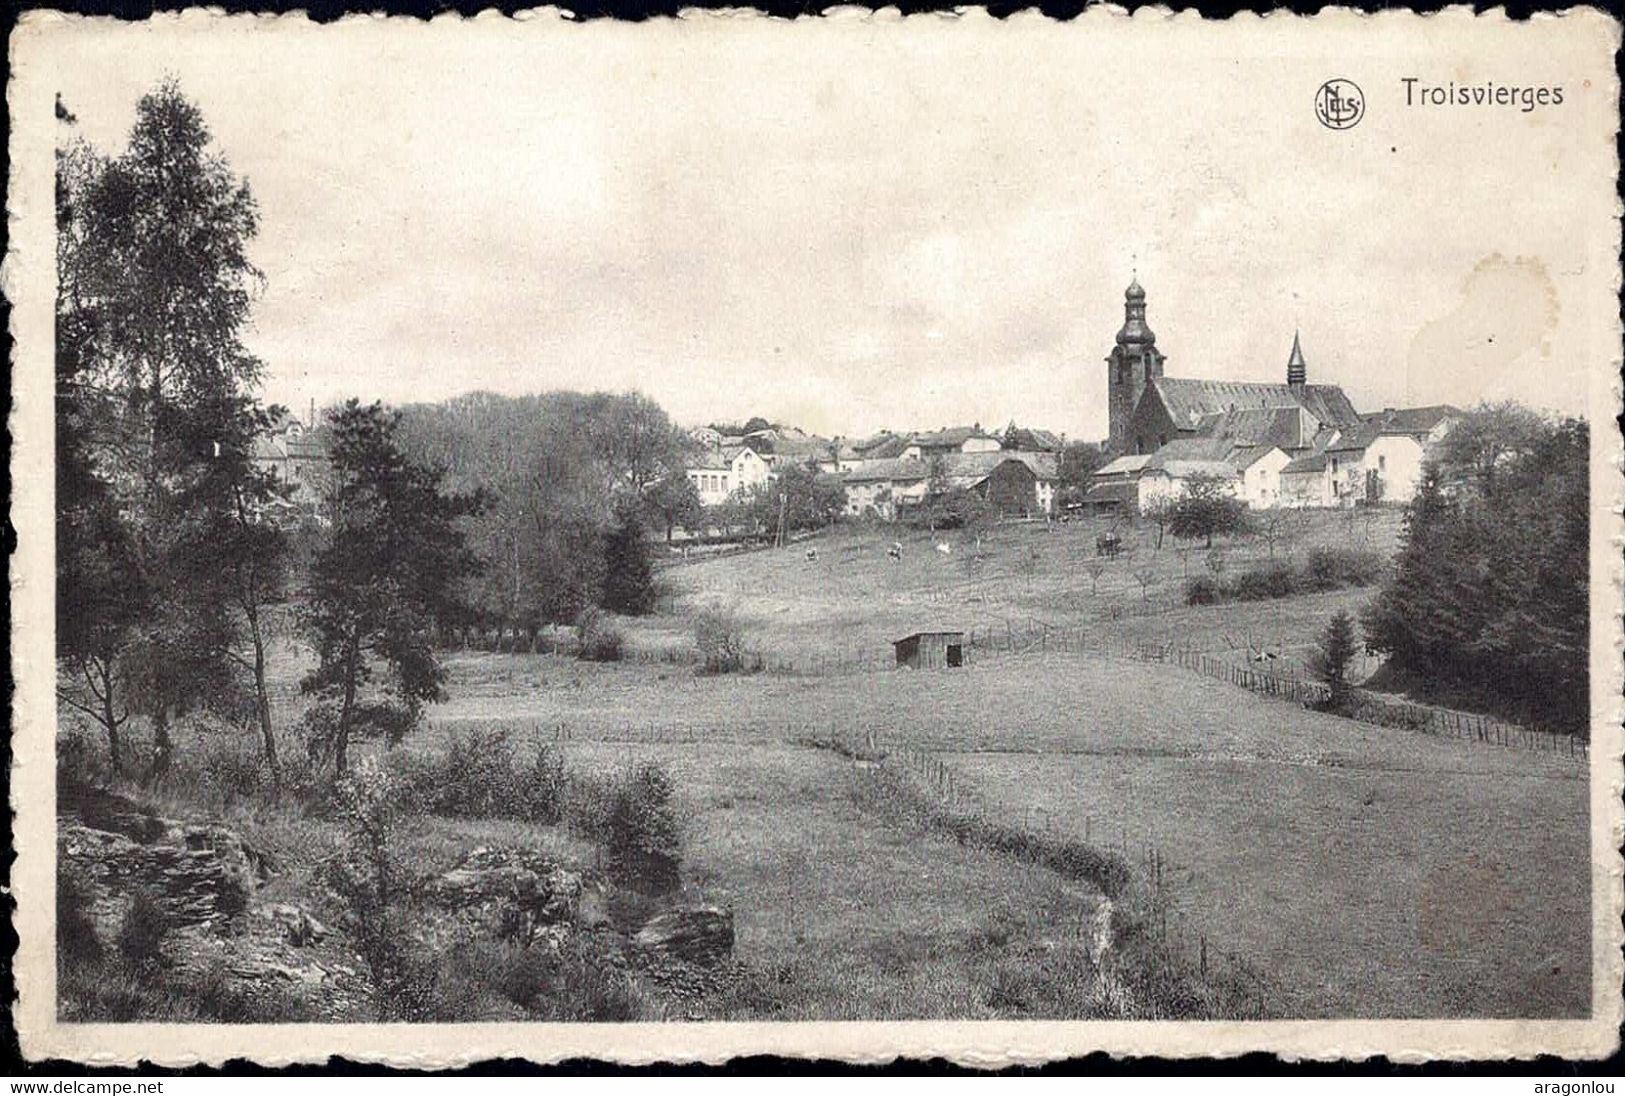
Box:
[879,733,1279,1019]
[958,615,1589,766]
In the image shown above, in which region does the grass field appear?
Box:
[75,508,1588,1020]
[421,637,1588,1019]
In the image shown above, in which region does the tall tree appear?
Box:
[301,401,484,773]
[56,81,269,779]
[601,499,657,616]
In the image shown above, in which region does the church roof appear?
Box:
[1193,406,1315,451]
[1150,377,1360,432]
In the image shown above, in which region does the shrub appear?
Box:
[117,889,171,974]
[695,608,753,674]
[605,763,682,892]
[1304,547,1384,590]
[392,729,568,824]
[57,870,104,969]
[575,608,625,663]
[1231,562,1300,601]
[1185,576,1221,606]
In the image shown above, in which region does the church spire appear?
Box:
[1287,330,1307,386]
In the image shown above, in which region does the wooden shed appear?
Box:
[893,630,966,670]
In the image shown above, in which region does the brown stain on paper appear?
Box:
[1405,254,1562,406]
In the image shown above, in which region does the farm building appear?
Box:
[893,631,966,669]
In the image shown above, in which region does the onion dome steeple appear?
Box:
[1116,275,1157,348]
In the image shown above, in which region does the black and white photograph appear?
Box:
[9,8,1622,1067]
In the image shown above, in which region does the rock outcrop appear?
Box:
[419,845,585,950]
[633,905,735,966]
[57,781,374,1021]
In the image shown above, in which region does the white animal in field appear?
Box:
[935,542,952,556]
[886,542,902,562]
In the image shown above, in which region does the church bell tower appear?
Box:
[1106,276,1166,455]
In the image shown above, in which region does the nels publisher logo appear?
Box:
[1315,78,1365,130]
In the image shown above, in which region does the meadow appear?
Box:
[64,508,1589,1020]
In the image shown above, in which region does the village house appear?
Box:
[901,426,1004,461]
[251,408,329,521]
[842,458,930,521]
[685,444,772,506]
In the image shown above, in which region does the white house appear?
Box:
[686,445,772,506]
[841,459,930,521]
[1235,445,1293,509]
[900,427,1004,461]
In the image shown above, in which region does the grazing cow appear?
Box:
[805,547,818,562]
[886,542,903,562]
[935,542,952,556]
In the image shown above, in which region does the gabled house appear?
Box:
[251,411,330,520]
[901,427,1005,460]
[686,444,772,506]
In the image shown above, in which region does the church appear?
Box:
[1092,277,1457,510]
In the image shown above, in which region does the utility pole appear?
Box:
[775,491,787,548]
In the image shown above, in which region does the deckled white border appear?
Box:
[8,6,1622,1066]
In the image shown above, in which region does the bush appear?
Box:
[1304,547,1384,590]
[392,729,568,824]
[575,608,624,663]
[605,763,682,892]
[1185,576,1221,606]
[1231,562,1300,601]
[695,608,754,674]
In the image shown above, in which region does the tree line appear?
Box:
[1361,404,1589,734]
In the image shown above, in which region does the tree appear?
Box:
[301,401,484,773]
[601,499,657,615]
[55,81,271,780]
[1309,610,1359,712]
[1142,495,1174,550]
[1433,401,1548,497]
[646,471,703,543]
[202,399,295,786]
[1363,414,1588,732]
[1167,474,1251,549]
[1056,440,1106,508]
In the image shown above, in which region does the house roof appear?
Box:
[1242,443,1290,469]
[1095,454,1153,478]
[1358,405,1460,436]
[1003,426,1064,452]
[861,435,914,460]
[1150,377,1361,432]
[939,450,1058,486]
[1085,480,1140,505]
[1282,452,1331,474]
[911,426,1001,448]
[842,458,931,484]
[894,631,965,644]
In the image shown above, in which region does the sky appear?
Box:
[51,13,1612,442]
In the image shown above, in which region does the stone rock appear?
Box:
[257,902,331,947]
[165,916,375,1022]
[422,846,584,948]
[633,905,735,966]
[59,822,258,940]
